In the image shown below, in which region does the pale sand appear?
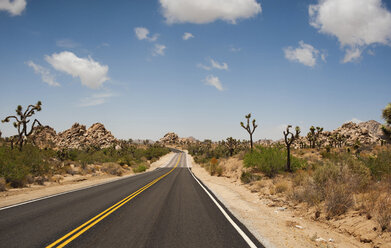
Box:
[187,151,368,248]
[0,152,175,209]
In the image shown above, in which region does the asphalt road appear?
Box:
[0,151,263,248]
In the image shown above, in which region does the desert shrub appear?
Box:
[0,177,6,191]
[274,180,289,194]
[324,181,354,217]
[290,178,322,206]
[361,150,391,180]
[240,171,261,184]
[292,170,310,187]
[133,164,147,173]
[0,145,50,187]
[244,146,306,177]
[313,156,370,196]
[101,162,123,176]
[375,195,391,231]
[207,158,223,176]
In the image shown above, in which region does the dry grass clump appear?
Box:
[274,180,289,194]
[101,162,123,176]
[375,195,391,231]
[324,182,354,217]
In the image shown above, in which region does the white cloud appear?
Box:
[152,44,166,56]
[284,41,324,67]
[45,51,109,89]
[343,48,362,63]
[198,58,228,71]
[197,63,211,71]
[0,0,26,16]
[204,75,223,91]
[210,59,228,70]
[56,39,80,48]
[79,93,114,107]
[134,27,158,42]
[309,0,391,63]
[182,32,194,40]
[159,0,262,24]
[27,61,60,87]
[346,118,362,124]
[230,46,242,52]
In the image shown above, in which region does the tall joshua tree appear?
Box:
[283,125,300,172]
[1,101,42,150]
[382,103,391,140]
[240,113,258,151]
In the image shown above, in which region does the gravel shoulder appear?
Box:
[0,152,176,209]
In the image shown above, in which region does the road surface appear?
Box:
[0,151,263,248]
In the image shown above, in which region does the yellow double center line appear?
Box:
[46,153,182,248]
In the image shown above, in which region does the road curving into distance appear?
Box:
[0,151,264,248]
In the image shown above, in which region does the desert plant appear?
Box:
[240,113,258,151]
[315,127,324,148]
[101,162,123,176]
[382,103,391,141]
[306,126,316,148]
[225,137,238,156]
[0,177,6,191]
[244,146,306,177]
[324,181,354,217]
[283,125,300,172]
[240,171,261,184]
[376,195,391,231]
[1,101,42,150]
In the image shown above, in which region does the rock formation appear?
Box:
[30,123,118,149]
[291,120,384,148]
[159,132,198,145]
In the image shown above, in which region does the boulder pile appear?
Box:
[159,132,198,145]
[291,120,385,148]
[31,123,118,149]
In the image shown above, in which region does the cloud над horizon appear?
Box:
[45,51,109,89]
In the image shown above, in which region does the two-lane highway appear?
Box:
[0,151,263,248]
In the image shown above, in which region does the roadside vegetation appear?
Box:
[187,106,391,234]
[0,141,169,190]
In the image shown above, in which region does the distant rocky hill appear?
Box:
[159,132,198,145]
[291,120,386,148]
[31,123,118,149]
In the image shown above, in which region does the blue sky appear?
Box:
[0,0,390,141]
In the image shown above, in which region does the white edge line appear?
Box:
[185,153,258,248]
[0,153,179,211]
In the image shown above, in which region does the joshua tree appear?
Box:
[335,133,347,148]
[307,126,316,148]
[382,103,391,140]
[283,125,300,172]
[225,137,238,156]
[315,127,324,148]
[306,126,324,148]
[240,113,258,151]
[1,101,42,150]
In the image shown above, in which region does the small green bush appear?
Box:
[240,171,261,184]
[361,151,391,180]
[243,146,306,177]
[133,164,147,173]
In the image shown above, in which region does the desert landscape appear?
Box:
[1,0,391,247]
[0,101,390,247]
